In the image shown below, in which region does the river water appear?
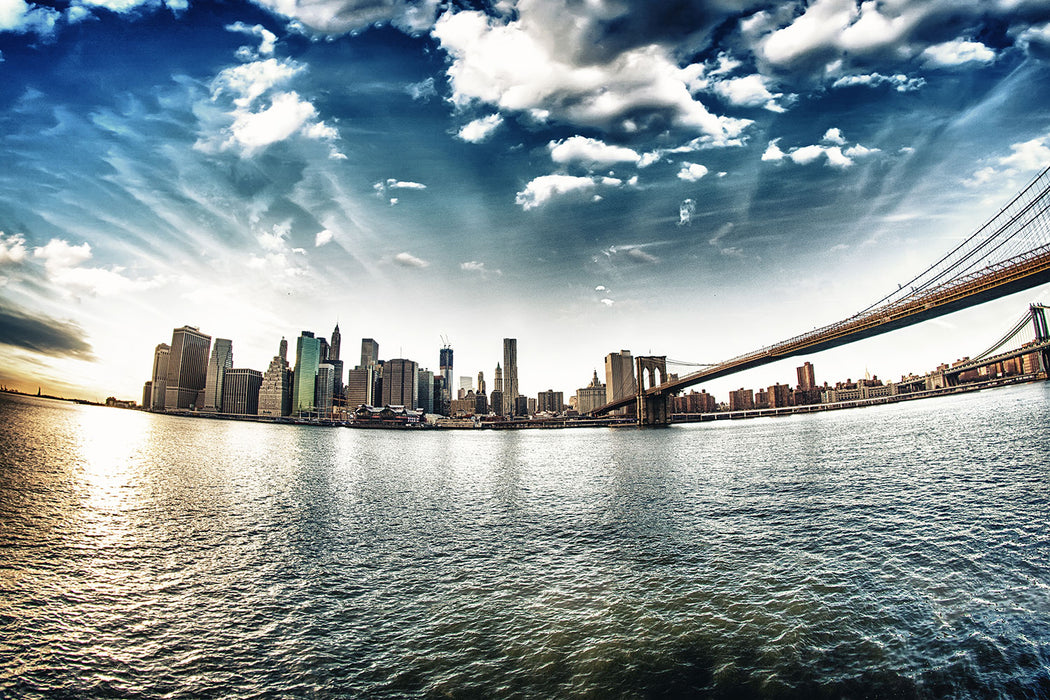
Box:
[1,383,1048,698]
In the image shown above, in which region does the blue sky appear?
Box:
[2,0,1050,402]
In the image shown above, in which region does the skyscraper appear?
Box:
[503,338,518,414]
[150,343,170,411]
[797,361,816,390]
[292,331,320,416]
[418,369,434,414]
[575,369,606,415]
[330,323,341,361]
[315,363,335,417]
[164,326,211,410]
[360,338,379,369]
[494,362,503,414]
[258,339,292,417]
[221,368,263,415]
[440,344,453,397]
[605,350,637,405]
[477,371,486,396]
[203,338,233,412]
[345,366,374,408]
[382,358,418,409]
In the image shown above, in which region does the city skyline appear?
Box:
[3,1,1050,401]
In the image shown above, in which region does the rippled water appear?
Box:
[1,384,1049,698]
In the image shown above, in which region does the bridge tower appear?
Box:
[1032,304,1050,376]
[634,356,671,426]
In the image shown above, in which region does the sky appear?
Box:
[2,0,1050,404]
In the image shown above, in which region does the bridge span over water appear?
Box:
[592,165,1050,425]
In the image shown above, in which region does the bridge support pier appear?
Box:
[1032,305,1050,377]
[635,356,671,427]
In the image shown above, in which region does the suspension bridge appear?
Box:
[591,165,1050,425]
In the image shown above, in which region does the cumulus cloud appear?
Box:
[460,260,501,277]
[762,132,879,169]
[33,238,156,296]
[394,251,429,268]
[1015,23,1050,60]
[548,136,641,167]
[432,6,751,142]
[0,232,28,265]
[457,114,503,143]
[250,223,307,276]
[711,73,789,112]
[248,0,441,34]
[515,174,625,210]
[0,0,60,36]
[921,40,996,67]
[196,57,339,158]
[314,229,334,247]
[831,72,925,92]
[677,162,709,181]
[227,21,278,57]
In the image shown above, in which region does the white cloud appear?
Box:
[600,298,615,306]
[515,174,600,210]
[196,58,339,157]
[711,74,789,112]
[677,162,709,182]
[431,7,751,143]
[922,40,996,67]
[315,229,334,247]
[998,136,1050,172]
[763,132,878,169]
[394,252,429,268]
[0,0,60,35]
[823,128,846,145]
[595,285,607,292]
[249,0,441,34]
[457,114,503,143]
[375,178,427,193]
[460,260,501,276]
[227,21,277,57]
[679,199,696,226]
[1015,22,1050,59]
[626,248,659,264]
[33,238,155,296]
[0,232,28,265]
[548,136,641,167]
[831,73,925,92]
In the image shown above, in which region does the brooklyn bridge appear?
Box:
[591,165,1050,425]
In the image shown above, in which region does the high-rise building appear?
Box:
[729,388,754,411]
[477,371,486,396]
[222,368,263,415]
[142,381,152,408]
[315,363,335,417]
[203,338,233,412]
[258,339,292,417]
[292,331,320,415]
[164,326,211,410]
[503,338,518,413]
[797,362,816,390]
[382,358,418,409]
[330,323,341,361]
[537,390,563,414]
[494,362,504,414]
[768,383,791,408]
[575,370,607,414]
[360,338,379,369]
[345,366,375,408]
[150,343,170,411]
[514,395,529,417]
[458,376,473,399]
[418,369,434,414]
[440,345,453,404]
[605,350,637,405]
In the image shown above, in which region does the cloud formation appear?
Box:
[516,174,623,210]
[0,304,94,359]
[394,251,429,268]
[457,114,503,143]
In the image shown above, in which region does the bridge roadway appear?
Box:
[593,244,1050,415]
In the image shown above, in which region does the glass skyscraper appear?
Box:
[292,331,320,416]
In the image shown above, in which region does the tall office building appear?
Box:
[292,331,320,415]
[477,371,486,396]
[330,323,341,361]
[164,326,211,410]
[345,366,375,408]
[605,350,637,404]
[575,370,607,414]
[537,390,563,414]
[150,343,170,411]
[221,368,262,415]
[360,338,379,369]
[797,362,816,390]
[258,339,292,417]
[418,369,434,414]
[315,363,335,417]
[440,344,453,397]
[503,338,518,414]
[494,362,503,414]
[203,338,233,412]
[142,381,152,408]
[382,359,418,409]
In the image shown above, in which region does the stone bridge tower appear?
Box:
[635,355,672,426]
